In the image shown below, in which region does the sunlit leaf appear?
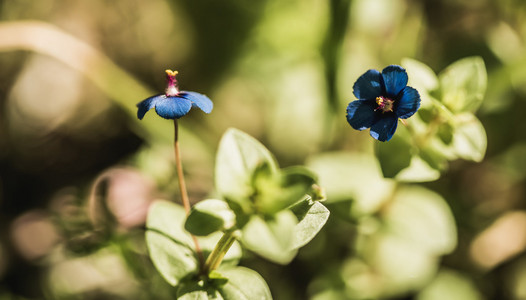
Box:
[290,198,330,249]
[146,201,242,286]
[451,113,487,162]
[218,267,272,300]
[254,165,317,214]
[215,128,279,207]
[416,269,484,300]
[307,152,394,216]
[145,230,198,287]
[241,211,298,264]
[385,185,457,255]
[395,155,441,182]
[402,58,439,92]
[438,56,487,113]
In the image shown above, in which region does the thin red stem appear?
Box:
[173,119,205,271]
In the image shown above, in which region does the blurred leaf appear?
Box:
[438,57,487,113]
[385,185,457,255]
[215,128,279,208]
[416,269,484,300]
[376,130,413,178]
[395,155,441,182]
[217,267,272,300]
[451,114,487,162]
[437,122,454,145]
[307,152,394,216]
[241,211,298,264]
[185,199,236,236]
[254,165,317,214]
[419,144,448,171]
[402,58,439,92]
[345,185,457,297]
[290,198,330,249]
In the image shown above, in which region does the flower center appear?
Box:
[165,69,180,97]
[375,96,394,113]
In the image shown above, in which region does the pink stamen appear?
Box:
[375,96,394,113]
[165,69,180,97]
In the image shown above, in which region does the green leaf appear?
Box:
[385,185,457,255]
[176,280,223,300]
[176,267,272,300]
[451,113,487,162]
[395,155,441,182]
[290,198,330,249]
[146,201,198,286]
[307,152,394,216]
[254,165,317,214]
[145,230,198,287]
[437,122,454,145]
[215,128,279,206]
[241,211,298,264]
[218,267,272,300]
[147,200,194,247]
[416,269,484,300]
[146,201,242,286]
[376,130,413,178]
[402,58,439,92]
[185,199,236,236]
[438,56,487,113]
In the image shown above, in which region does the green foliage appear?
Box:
[176,267,272,300]
[145,128,329,298]
[185,199,236,236]
[146,201,242,286]
[215,128,329,264]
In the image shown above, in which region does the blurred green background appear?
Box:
[1,0,526,299]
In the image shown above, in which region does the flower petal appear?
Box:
[154,96,192,119]
[369,114,398,142]
[381,65,408,98]
[352,69,383,100]
[180,91,213,114]
[136,94,163,120]
[396,86,421,119]
[346,100,378,130]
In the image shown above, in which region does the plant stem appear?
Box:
[173,119,205,271]
[204,230,238,273]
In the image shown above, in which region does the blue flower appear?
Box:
[346,65,420,142]
[137,70,213,120]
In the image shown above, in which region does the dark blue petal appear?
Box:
[352,69,383,100]
[381,65,408,98]
[136,94,163,120]
[370,114,398,142]
[396,86,421,119]
[154,96,192,119]
[346,100,378,130]
[180,91,213,114]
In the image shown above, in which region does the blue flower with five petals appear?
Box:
[346,65,420,142]
[137,70,213,120]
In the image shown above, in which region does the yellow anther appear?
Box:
[165,69,179,77]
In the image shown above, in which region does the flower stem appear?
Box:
[173,119,205,271]
[204,230,238,273]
